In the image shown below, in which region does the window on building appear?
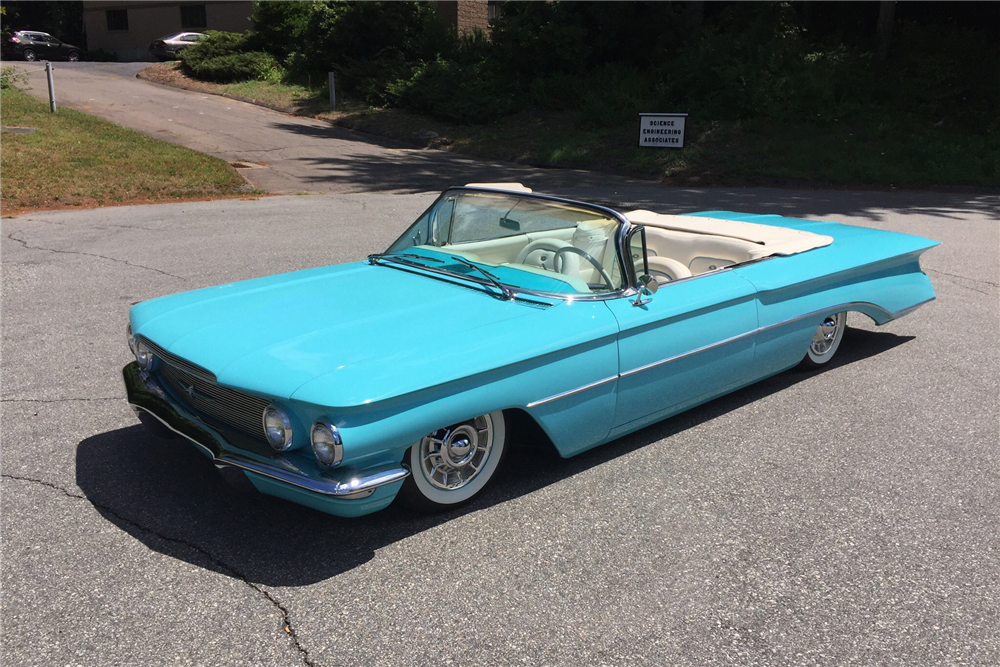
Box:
[487,1,503,21]
[180,4,207,29]
[106,9,129,32]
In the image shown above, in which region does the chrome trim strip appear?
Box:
[131,404,409,497]
[527,298,935,405]
[526,375,619,408]
[619,328,759,378]
[619,299,934,378]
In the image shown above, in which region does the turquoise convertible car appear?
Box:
[124,184,938,517]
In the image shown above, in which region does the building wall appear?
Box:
[82,1,252,61]
[433,1,490,38]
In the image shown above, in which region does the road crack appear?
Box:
[2,473,315,667]
[5,231,185,280]
[925,267,998,291]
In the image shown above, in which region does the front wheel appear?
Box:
[400,410,507,511]
[22,49,36,62]
[800,312,846,368]
[67,51,81,62]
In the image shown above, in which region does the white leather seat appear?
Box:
[643,257,692,285]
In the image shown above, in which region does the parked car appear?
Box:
[148,32,205,60]
[2,31,83,62]
[123,184,939,517]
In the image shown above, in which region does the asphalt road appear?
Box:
[2,187,998,666]
[15,62,662,196]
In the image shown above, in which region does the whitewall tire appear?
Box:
[401,410,507,510]
[800,312,847,368]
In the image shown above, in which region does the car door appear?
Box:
[24,33,44,58]
[603,229,758,436]
[45,36,63,58]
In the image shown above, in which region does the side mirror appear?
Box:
[632,274,658,307]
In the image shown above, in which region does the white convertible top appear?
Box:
[625,209,833,259]
[464,182,533,193]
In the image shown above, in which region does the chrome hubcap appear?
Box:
[419,415,493,490]
[810,314,842,356]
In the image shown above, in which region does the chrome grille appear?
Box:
[157,362,269,443]
[140,337,216,382]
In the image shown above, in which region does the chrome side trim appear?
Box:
[131,403,409,497]
[619,299,934,378]
[527,298,935,405]
[525,375,619,408]
[618,328,759,378]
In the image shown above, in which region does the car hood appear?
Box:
[131,261,613,407]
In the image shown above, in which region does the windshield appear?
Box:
[383,189,626,296]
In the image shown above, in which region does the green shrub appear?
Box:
[1,66,27,90]
[249,0,312,59]
[180,30,249,63]
[575,64,663,129]
[185,51,280,83]
[288,2,456,83]
[390,56,516,124]
[179,31,279,83]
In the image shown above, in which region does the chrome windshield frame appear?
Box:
[380,187,639,303]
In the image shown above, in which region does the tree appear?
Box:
[875,1,896,63]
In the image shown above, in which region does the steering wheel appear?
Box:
[515,239,581,276]
[556,246,615,290]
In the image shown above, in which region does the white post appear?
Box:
[45,62,56,112]
[328,71,336,111]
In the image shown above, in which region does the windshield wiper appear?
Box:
[450,256,514,300]
[367,252,444,266]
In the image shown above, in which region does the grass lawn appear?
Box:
[0,86,248,216]
[140,63,999,189]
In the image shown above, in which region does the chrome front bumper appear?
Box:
[123,363,409,502]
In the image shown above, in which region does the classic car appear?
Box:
[124,184,939,517]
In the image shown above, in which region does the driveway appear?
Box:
[16,62,657,195]
[2,187,998,665]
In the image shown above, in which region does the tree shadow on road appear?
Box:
[75,327,912,587]
[266,121,999,222]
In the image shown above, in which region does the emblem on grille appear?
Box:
[178,381,214,403]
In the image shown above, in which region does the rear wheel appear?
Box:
[800,312,846,368]
[400,410,507,511]
[22,49,36,62]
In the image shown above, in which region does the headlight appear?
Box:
[134,339,154,370]
[263,405,293,452]
[310,419,343,467]
[127,323,136,354]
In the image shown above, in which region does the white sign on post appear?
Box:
[639,113,687,148]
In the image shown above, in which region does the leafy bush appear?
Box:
[575,64,663,129]
[186,51,281,83]
[1,66,27,90]
[180,31,280,83]
[390,55,516,124]
[249,0,312,59]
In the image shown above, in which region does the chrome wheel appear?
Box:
[802,311,846,368]
[419,415,494,490]
[810,315,841,355]
[403,410,507,509]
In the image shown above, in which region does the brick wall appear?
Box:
[434,1,489,38]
